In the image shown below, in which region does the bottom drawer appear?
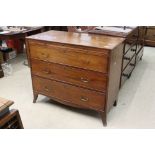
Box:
[121,56,136,86]
[32,76,106,110]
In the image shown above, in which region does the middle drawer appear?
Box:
[31,59,107,92]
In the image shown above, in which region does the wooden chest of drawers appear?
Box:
[120,27,146,86]
[26,30,124,126]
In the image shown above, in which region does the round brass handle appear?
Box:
[43,70,50,74]
[80,96,89,102]
[41,53,49,58]
[80,77,89,83]
[45,87,49,92]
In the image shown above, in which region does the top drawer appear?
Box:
[28,41,109,73]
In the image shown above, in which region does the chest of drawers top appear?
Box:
[26,30,125,50]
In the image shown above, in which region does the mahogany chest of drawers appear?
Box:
[26,30,124,126]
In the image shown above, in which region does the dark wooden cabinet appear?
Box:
[145,26,155,46]
[26,30,125,126]
[89,26,146,87]
[121,27,146,86]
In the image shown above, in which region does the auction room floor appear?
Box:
[0,47,155,128]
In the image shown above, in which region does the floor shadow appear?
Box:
[119,58,148,103]
[38,97,100,119]
[107,56,150,123]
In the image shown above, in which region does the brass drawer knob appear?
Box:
[44,87,49,92]
[41,53,49,58]
[80,96,89,102]
[80,77,89,83]
[43,70,50,74]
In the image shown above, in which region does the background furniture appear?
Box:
[45,26,68,31]
[67,26,95,32]
[0,64,4,78]
[0,97,23,129]
[0,27,45,65]
[0,27,45,53]
[0,46,4,78]
[120,27,146,86]
[144,26,155,46]
[89,26,146,87]
[26,30,125,126]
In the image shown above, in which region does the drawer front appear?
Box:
[121,56,136,86]
[31,59,107,92]
[32,76,105,110]
[123,45,136,69]
[29,42,108,73]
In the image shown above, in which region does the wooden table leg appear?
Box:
[113,100,117,107]
[33,93,38,103]
[99,111,107,126]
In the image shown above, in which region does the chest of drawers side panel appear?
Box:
[26,39,40,103]
[106,43,124,112]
